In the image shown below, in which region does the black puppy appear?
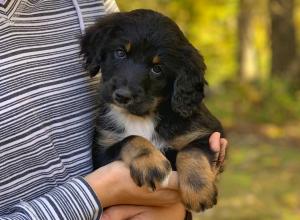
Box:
[81,9,224,213]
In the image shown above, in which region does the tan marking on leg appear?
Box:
[176,148,217,212]
[170,129,211,150]
[152,55,160,64]
[125,42,131,52]
[120,136,153,164]
[96,129,122,146]
[121,136,172,190]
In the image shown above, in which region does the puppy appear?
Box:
[81,9,225,213]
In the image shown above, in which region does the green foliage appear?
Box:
[202,81,300,219]
[116,0,238,85]
[116,0,300,84]
[206,79,300,125]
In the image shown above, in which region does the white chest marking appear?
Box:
[107,105,168,149]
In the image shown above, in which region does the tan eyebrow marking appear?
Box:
[125,42,131,52]
[152,55,160,64]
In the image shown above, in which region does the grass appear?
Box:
[193,127,300,220]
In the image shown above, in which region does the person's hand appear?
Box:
[84,161,180,208]
[209,132,228,174]
[86,132,228,220]
[101,202,186,220]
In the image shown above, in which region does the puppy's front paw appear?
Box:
[180,175,218,212]
[129,151,172,191]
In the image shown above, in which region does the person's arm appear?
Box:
[0,132,226,220]
[0,178,101,220]
[0,162,180,220]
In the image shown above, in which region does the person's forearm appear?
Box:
[0,177,101,220]
[85,164,116,208]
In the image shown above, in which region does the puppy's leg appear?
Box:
[176,147,217,212]
[120,136,172,190]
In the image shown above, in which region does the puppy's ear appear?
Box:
[80,14,117,77]
[171,46,207,118]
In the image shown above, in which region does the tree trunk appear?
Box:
[269,0,297,77]
[237,0,257,81]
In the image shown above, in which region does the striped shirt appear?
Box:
[0,0,118,219]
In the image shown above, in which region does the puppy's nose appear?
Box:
[113,88,132,105]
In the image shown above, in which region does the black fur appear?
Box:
[81,9,225,216]
[81,9,208,118]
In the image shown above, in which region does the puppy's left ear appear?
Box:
[80,14,117,76]
[171,46,207,118]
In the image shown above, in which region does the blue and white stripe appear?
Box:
[0,0,118,219]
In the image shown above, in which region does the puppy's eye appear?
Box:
[114,49,127,59]
[151,65,162,77]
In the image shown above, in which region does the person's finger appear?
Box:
[101,205,145,220]
[209,132,221,169]
[218,138,228,165]
[214,138,228,174]
[130,203,186,220]
[209,132,221,153]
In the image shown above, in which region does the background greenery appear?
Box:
[116,1,300,219]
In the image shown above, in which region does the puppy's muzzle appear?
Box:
[113,88,133,105]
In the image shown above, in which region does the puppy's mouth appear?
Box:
[112,99,150,116]
[111,93,160,117]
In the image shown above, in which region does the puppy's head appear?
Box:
[81,9,207,117]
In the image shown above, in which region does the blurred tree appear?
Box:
[269,0,298,79]
[116,0,299,87]
[116,0,238,85]
[237,0,258,81]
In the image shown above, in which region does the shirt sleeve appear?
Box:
[0,177,102,220]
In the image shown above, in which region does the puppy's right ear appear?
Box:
[80,15,117,77]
